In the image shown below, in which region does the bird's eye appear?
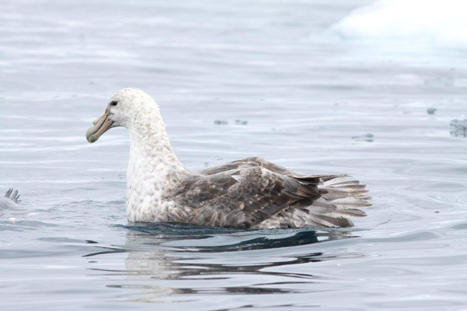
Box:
[110,101,118,106]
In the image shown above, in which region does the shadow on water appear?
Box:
[83,224,363,302]
[87,222,357,254]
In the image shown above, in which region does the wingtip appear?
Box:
[4,188,20,204]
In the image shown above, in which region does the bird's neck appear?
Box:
[125,113,190,221]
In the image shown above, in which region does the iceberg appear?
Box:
[332,0,467,49]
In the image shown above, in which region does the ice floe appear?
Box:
[332,0,467,49]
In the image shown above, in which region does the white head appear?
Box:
[86,88,161,143]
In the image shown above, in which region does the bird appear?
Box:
[86,88,371,229]
[0,189,21,208]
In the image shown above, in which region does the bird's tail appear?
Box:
[312,177,371,227]
[289,175,371,228]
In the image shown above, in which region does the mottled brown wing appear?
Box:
[200,157,296,176]
[175,166,322,229]
[200,156,343,182]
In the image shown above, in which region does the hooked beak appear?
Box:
[86,109,114,143]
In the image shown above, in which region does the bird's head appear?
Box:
[86,88,159,143]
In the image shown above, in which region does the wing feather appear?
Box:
[177,156,370,229]
[176,166,325,229]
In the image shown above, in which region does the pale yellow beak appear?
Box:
[86,109,114,143]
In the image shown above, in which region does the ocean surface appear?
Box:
[1,0,467,310]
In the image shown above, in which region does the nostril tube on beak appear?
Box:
[93,112,105,125]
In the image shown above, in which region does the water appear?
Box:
[1,0,467,310]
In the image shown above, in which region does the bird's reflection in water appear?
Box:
[85,224,361,303]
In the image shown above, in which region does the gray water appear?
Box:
[1,0,467,310]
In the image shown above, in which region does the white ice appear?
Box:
[332,0,467,49]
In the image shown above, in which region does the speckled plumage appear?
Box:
[87,88,371,229]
